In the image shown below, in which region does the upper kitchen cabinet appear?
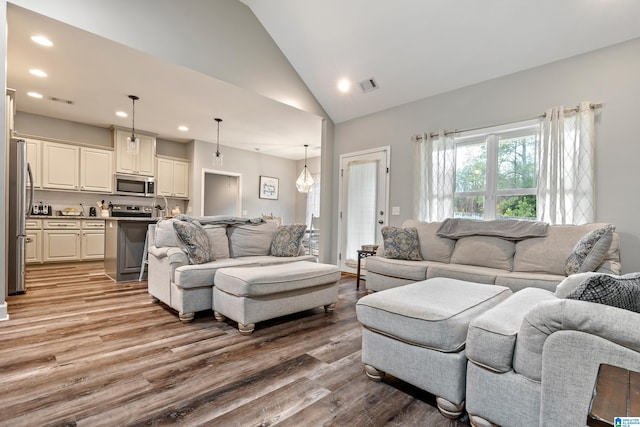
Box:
[80,147,113,193]
[113,128,156,176]
[42,141,79,190]
[25,138,41,188]
[157,157,190,199]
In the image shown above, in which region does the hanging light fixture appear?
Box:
[213,117,223,166]
[126,95,140,154]
[296,144,315,193]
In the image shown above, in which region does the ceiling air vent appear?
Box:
[359,77,378,93]
[48,96,74,105]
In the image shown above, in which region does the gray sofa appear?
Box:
[465,272,640,426]
[365,219,621,293]
[147,217,315,322]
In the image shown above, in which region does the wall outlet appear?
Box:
[392,206,400,215]
[242,210,248,216]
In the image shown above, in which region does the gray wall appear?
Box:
[333,37,640,273]
[16,112,111,147]
[1,0,7,318]
[203,173,239,216]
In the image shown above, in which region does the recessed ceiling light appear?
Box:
[29,69,47,77]
[337,78,351,93]
[116,111,127,118]
[31,35,53,47]
[27,91,43,99]
[178,125,188,132]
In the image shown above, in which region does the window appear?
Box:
[454,121,539,220]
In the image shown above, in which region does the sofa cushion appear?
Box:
[381,226,422,260]
[426,263,507,284]
[402,220,456,263]
[513,223,614,275]
[203,224,230,260]
[364,256,429,281]
[356,278,512,352]
[466,288,556,373]
[565,273,640,313]
[495,271,566,293]
[173,219,212,264]
[154,218,178,247]
[450,236,515,271]
[235,254,316,266]
[270,224,307,257]
[174,258,259,289]
[554,272,604,298]
[227,221,278,257]
[565,224,614,275]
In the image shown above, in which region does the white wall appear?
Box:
[1,0,8,318]
[333,37,640,273]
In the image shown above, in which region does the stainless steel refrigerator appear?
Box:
[8,138,34,295]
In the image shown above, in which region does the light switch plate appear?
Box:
[392,207,400,215]
[242,210,248,216]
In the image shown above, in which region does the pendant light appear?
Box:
[126,95,140,154]
[296,144,315,193]
[213,117,223,166]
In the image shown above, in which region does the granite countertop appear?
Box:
[29,215,162,221]
[103,217,162,222]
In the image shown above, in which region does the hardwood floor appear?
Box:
[1,263,470,426]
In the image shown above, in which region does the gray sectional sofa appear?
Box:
[365,219,621,293]
[147,216,315,322]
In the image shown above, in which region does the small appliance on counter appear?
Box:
[110,204,153,218]
[31,201,53,216]
[89,207,97,217]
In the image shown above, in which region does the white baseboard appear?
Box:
[0,302,8,321]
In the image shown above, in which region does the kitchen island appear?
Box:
[104,217,160,282]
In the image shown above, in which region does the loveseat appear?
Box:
[365,218,621,293]
[147,216,315,322]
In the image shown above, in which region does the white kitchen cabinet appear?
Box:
[42,141,79,190]
[25,219,42,264]
[157,157,190,198]
[43,219,81,262]
[81,220,105,259]
[114,129,156,176]
[80,147,113,193]
[25,139,41,188]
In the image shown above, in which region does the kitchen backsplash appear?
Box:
[32,190,188,217]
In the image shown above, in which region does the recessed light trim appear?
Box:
[31,35,53,47]
[178,125,188,132]
[27,91,43,99]
[29,69,47,77]
[116,111,128,118]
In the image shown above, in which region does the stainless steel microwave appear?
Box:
[114,174,155,197]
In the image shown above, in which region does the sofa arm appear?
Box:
[466,288,556,372]
[514,299,640,381]
[540,331,640,425]
[148,245,188,267]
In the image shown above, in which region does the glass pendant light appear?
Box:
[213,117,223,166]
[126,95,140,154]
[296,144,315,193]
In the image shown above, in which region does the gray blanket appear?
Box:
[436,218,548,240]
[174,215,265,226]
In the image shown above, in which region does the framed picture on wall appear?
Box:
[259,176,279,200]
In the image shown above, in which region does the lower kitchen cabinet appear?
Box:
[43,229,81,262]
[82,231,105,259]
[25,230,42,263]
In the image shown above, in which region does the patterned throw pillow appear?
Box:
[173,219,213,264]
[566,273,640,313]
[381,226,422,261]
[565,225,614,275]
[270,224,307,257]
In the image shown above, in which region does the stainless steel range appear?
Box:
[110,204,153,218]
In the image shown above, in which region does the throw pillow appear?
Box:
[381,226,422,261]
[565,224,614,275]
[566,273,640,313]
[270,224,307,257]
[173,219,213,264]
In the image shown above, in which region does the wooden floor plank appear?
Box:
[0,263,470,426]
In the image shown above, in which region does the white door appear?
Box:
[338,147,389,273]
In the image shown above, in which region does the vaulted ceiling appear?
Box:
[242,0,640,124]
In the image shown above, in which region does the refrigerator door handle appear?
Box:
[26,162,34,219]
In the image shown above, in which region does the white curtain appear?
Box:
[537,101,595,225]
[346,161,377,261]
[305,173,321,227]
[414,130,456,221]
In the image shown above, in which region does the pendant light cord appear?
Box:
[215,118,222,156]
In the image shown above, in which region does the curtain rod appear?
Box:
[412,102,603,141]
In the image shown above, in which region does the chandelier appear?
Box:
[296,144,314,193]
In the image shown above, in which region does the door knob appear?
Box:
[378,220,384,224]
[379,211,384,215]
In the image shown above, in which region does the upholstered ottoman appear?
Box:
[356,277,512,418]
[213,261,340,334]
